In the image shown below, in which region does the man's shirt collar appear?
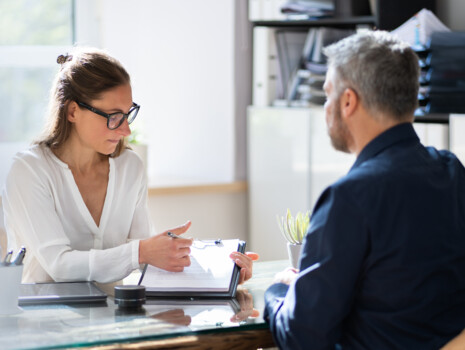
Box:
[351,122,419,171]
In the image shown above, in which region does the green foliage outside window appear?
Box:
[0,0,73,142]
[0,0,73,45]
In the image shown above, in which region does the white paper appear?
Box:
[142,239,240,292]
[391,8,450,47]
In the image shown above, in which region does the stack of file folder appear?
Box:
[426,32,465,114]
[274,27,354,107]
[280,0,334,20]
[415,46,431,116]
[390,8,453,117]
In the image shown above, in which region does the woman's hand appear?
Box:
[139,221,193,272]
[230,251,259,285]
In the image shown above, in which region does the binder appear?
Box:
[262,0,275,20]
[253,27,278,106]
[248,0,262,21]
[140,239,246,299]
[275,30,308,99]
[302,28,318,62]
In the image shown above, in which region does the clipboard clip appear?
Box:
[193,239,223,249]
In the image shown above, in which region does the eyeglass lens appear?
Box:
[108,107,138,130]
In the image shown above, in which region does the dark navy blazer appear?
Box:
[265,123,465,350]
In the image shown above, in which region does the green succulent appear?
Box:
[277,209,310,244]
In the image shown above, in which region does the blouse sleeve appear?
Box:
[2,155,142,283]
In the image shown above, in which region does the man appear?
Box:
[264,30,465,350]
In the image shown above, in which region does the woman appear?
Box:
[2,48,255,284]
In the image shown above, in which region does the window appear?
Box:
[0,0,74,186]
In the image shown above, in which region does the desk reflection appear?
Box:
[141,288,260,329]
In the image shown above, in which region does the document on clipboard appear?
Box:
[139,239,246,298]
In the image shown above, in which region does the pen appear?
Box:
[1,250,13,266]
[168,231,221,247]
[167,231,181,239]
[138,264,148,286]
[11,246,26,266]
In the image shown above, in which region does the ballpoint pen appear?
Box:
[11,246,26,266]
[167,231,181,239]
[1,250,13,266]
[168,231,222,248]
[167,231,223,249]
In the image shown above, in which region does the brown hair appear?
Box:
[36,47,131,157]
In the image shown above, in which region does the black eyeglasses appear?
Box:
[76,101,140,130]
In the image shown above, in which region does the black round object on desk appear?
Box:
[114,285,146,309]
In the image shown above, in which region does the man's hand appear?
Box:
[273,267,298,285]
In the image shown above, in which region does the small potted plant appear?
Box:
[277,209,310,269]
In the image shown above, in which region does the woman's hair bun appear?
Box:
[56,54,72,65]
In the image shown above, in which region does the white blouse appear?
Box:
[2,145,155,283]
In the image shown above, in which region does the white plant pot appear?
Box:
[287,242,302,269]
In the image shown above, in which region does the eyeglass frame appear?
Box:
[76,101,140,130]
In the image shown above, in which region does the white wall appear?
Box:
[96,0,236,185]
[148,191,248,242]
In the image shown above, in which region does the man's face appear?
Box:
[323,68,352,153]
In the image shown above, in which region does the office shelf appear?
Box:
[253,16,376,28]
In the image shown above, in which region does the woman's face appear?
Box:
[71,83,133,155]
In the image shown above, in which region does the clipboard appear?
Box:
[139,239,246,299]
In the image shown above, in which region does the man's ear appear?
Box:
[67,101,79,123]
[340,88,358,120]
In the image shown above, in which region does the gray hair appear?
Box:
[323,30,419,121]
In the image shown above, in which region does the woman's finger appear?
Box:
[238,268,246,285]
[245,252,259,261]
[166,221,192,236]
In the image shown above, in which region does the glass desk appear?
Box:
[0,260,289,350]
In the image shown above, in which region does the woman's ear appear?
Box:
[67,101,78,123]
[340,88,358,120]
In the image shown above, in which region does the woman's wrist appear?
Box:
[138,239,146,265]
